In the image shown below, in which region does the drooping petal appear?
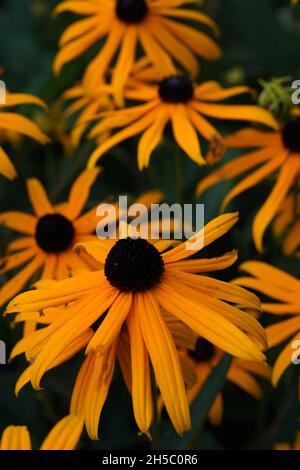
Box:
[171,104,205,165]
[127,302,153,434]
[40,415,84,450]
[266,316,300,348]
[138,291,191,434]
[195,148,275,199]
[221,153,286,212]
[0,426,32,450]
[253,156,300,252]
[272,333,300,386]
[111,26,138,106]
[0,254,45,307]
[0,146,17,180]
[86,292,132,354]
[155,280,265,362]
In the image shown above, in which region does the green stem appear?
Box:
[175,147,184,205]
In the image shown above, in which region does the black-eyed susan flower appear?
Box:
[0,168,101,309]
[0,91,49,180]
[34,100,73,155]
[62,58,156,147]
[0,415,83,450]
[54,0,221,105]
[86,77,277,170]
[7,213,267,436]
[12,302,196,440]
[184,337,271,425]
[275,432,300,450]
[63,80,113,148]
[233,261,300,388]
[273,191,300,258]
[196,113,300,252]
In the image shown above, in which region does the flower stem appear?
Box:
[175,146,184,205]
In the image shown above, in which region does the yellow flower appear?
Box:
[184,337,271,425]
[0,92,49,180]
[34,100,74,155]
[62,58,156,147]
[196,113,300,252]
[0,168,101,309]
[7,213,267,437]
[0,415,83,450]
[233,261,300,388]
[86,77,277,170]
[63,80,113,148]
[54,0,221,105]
[273,191,300,258]
[275,432,300,450]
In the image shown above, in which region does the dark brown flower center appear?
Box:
[35,214,74,253]
[116,0,148,24]
[104,237,164,292]
[282,118,300,153]
[159,76,194,104]
[188,337,215,362]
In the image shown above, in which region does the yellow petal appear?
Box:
[127,302,153,434]
[138,291,191,434]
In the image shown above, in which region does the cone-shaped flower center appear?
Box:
[159,76,194,104]
[35,214,74,253]
[188,337,215,362]
[282,118,300,153]
[116,0,148,24]
[104,237,165,292]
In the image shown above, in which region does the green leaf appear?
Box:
[159,354,232,450]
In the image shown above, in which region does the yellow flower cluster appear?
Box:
[0,0,299,450]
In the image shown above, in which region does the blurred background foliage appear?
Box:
[0,0,299,449]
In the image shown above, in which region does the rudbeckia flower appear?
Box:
[0,415,83,450]
[275,432,300,450]
[63,81,113,148]
[273,191,300,258]
[184,337,271,425]
[86,77,277,170]
[62,58,156,147]
[233,261,300,388]
[54,0,221,105]
[196,113,300,252]
[0,168,101,309]
[12,302,196,440]
[0,92,49,180]
[34,100,73,155]
[6,213,267,437]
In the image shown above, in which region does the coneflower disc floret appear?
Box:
[116,0,149,24]
[282,118,300,153]
[188,338,215,362]
[159,76,194,104]
[104,237,165,292]
[35,214,74,253]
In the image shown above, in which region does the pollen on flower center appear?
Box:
[35,214,74,253]
[282,118,300,153]
[158,76,194,104]
[116,0,148,24]
[188,337,215,362]
[104,237,165,292]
